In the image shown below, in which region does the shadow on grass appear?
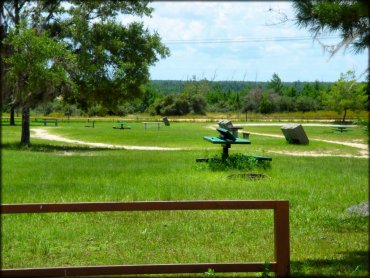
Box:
[1,143,115,153]
[323,215,368,233]
[291,251,369,277]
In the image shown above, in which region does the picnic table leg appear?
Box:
[222,144,230,161]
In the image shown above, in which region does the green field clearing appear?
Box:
[1,121,368,277]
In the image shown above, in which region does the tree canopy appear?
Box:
[1,1,169,145]
[292,0,369,57]
[324,71,367,122]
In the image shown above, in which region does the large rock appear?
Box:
[281,124,309,145]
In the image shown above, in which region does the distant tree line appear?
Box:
[11,71,365,124]
[136,72,367,121]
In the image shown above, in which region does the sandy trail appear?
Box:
[31,128,184,151]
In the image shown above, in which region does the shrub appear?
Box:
[208,153,269,171]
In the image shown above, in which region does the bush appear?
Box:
[208,153,270,171]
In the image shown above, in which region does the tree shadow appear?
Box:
[291,251,369,277]
[1,143,117,153]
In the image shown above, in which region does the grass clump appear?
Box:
[208,153,270,171]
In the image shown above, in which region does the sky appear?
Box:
[119,1,368,82]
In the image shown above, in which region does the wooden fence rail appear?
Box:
[1,200,290,277]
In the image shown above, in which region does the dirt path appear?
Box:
[31,128,184,151]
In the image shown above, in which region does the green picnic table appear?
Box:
[113,121,131,130]
[203,128,251,160]
[332,125,351,133]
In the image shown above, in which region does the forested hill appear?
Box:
[149,80,333,94]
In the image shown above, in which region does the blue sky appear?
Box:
[119,1,368,82]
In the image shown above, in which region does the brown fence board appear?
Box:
[1,200,283,214]
[1,263,277,277]
[1,200,289,277]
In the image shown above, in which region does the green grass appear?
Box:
[1,121,368,277]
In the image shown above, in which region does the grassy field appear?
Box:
[1,120,368,277]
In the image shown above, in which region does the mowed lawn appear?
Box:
[1,120,368,277]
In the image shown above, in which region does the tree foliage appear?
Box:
[4,26,76,145]
[324,71,367,122]
[4,26,76,109]
[267,73,283,95]
[1,1,169,145]
[292,0,369,57]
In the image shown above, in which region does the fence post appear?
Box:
[274,201,290,277]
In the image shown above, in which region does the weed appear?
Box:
[260,262,272,278]
[204,268,217,277]
[208,153,270,171]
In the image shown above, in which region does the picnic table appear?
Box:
[85,120,95,128]
[113,121,131,130]
[332,125,351,133]
[143,122,161,130]
[203,128,251,160]
[34,118,58,126]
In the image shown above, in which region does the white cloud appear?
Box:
[117,1,368,82]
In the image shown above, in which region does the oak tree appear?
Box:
[2,1,169,145]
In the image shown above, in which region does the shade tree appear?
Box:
[2,1,169,145]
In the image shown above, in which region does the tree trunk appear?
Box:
[0,0,5,120]
[10,106,15,125]
[20,105,30,146]
[342,108,347,124]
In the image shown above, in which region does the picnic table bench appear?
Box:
[113,121,131,130]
